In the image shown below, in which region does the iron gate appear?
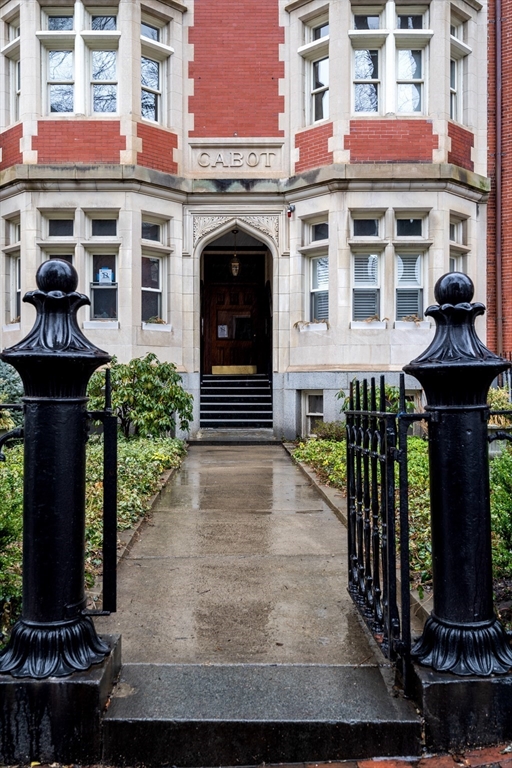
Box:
[345,374,426,690]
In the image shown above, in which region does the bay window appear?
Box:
[141,256,163,323]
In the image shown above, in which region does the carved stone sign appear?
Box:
[190,143,284,174]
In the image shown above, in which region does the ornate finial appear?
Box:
[404,272,509,406]
[409,272,498,366]
[2,259,110,397]
[434,271,474,306]
[36,257,79,294]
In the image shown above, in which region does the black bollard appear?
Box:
[0,259,111,678]
[404,272,512,676]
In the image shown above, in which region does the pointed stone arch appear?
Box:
[193,214,280,255]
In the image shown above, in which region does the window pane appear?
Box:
[313,89,329,121]
[313,23,329,40]
[355,83,378,112]
[354,254,378,285]
[49,219,73,236]
[312,222,328,241]
[50,84,74,112]
[355,50,378,79]
[141,57,160,89]
[141,89,158,120]
[397,255,421,285]
[142,257,160,289]
[354,219,378,237]
[48,16,73,30]
[397,50,422,80]
[141,22,160,41]
[93,254,116,282]
[397,219,422,237]
[49,50,73,81]
[92,287,117,319]
[312,290,328,320]
[49,254,73,263]
[142,290,161,322]
[313,58,329,90]
[312,257,329,290]
[308,395,323,413]
[353,290,379,320]
[397,15,423,29]
[92,51,116,81]
[92,219,117,236]
[396,290,422,318]
[354,15,380,30]
[397,84,421,112]
[93,84,117,112]
[142,222,161,241]
[450,59,456,89]
[92,16,117,30]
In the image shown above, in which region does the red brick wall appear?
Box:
[487,0,512,356]
[344,120,438,163]
[0,125,23,171]
[447,123,474,171]
[189,0,284,138]
[32,121,125,164]
[295,123,333,173]
[137,123,178,174]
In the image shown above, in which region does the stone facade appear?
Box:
[0,0,491,438]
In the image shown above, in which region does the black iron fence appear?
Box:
[346,371,512,690]
[345,374,426,691]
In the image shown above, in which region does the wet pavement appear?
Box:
[95,444,378,665]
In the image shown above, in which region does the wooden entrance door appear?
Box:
[204,283,265,373]
[202,251,269,375]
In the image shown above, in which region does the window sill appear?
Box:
[83,320,119,330]
[394,320,431,330]
[350,320,387,330]
[2,323,20,332]
[296,321,329,333]
[141,322,172,332]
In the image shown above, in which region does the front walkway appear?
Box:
[96,444,376,665]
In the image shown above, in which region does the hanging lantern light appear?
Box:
[230,229,240,277]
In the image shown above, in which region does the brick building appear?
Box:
[0,0,491,437]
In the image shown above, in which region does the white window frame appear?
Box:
[349,3,432,116]
[89,250,118,322]
[140,14,173,126]
[8,252,21,325]
[395,46,424,114]
[310,255,329,321]
[395,252,424,321]
[352,251,381,323]
[298,15,329,125]
[89,48,118,114]
[37,3,121,117]
[141,253,166,324]
[302,391,324,436]
[449,14,471,125]
[449,214,470,274]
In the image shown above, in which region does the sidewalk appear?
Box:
[96,444,379,665]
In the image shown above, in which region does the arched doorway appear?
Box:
[201,229,272,377]
[199,228,273,430]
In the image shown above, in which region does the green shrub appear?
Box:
[0,361,24,427]
[0,444,23,639]
[87,353,194,438]
[490,445,512,577]
[293,438,347,487]
[310,420,346,441]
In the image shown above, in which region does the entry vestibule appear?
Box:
[200,230,272,376]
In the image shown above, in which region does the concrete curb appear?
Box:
[282,442,432,629]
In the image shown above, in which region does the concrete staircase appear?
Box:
[200,373,273,429]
